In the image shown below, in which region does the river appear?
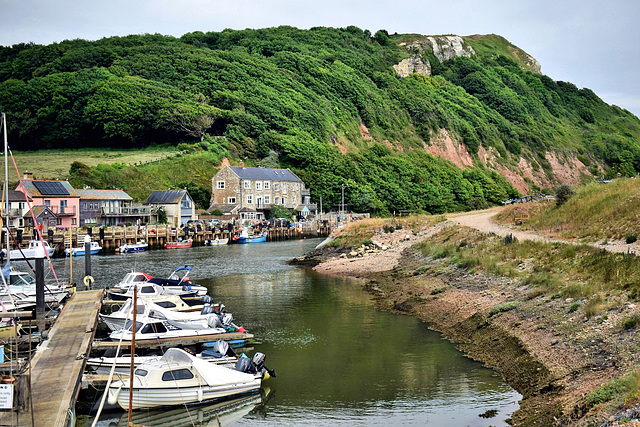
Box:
[29,238,521,426]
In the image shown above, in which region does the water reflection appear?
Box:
[57,240,520,426]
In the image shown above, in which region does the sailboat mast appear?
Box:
[2,112,9,263]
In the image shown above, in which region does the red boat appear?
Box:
[164,239,193,249]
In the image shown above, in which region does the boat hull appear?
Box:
[110,382,261,409]
[119,243,148,253]
[164,241,193,249]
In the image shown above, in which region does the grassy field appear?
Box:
[5,146,177,183]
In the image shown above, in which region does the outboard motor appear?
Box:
[207,315,222,328]
[201,305,216,315]
[235,355,257,374]
[222,313,233,328]
[252,352,266,370]
[200,295,213,304]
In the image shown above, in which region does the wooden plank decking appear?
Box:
[92,331,254,350]
[0,289,103,427]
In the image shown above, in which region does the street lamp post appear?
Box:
[341,183,349,222]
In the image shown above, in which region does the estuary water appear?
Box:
[31,238,521,426]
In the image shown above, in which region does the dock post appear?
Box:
[83,234,92,290]
[35,244,45,333]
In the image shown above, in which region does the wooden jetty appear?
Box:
[0,289,103,427]
[92,331,254,350]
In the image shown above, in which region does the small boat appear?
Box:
[1,240,55,260]
[107,348,261,409]
[164,239,192,249]
[204,237,229,246]
[118,240,148,253]
[108,317,243,343]
[100,296,229,332]
[232,228,267,244]
[1,264,70,304]
[113,271,154,289]
[65,240,102,256]
[105,282,199,301]
[145,265,208,297]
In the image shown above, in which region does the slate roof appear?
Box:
[25,205,55,218]
[145,190,188,205]
[229,166,301,183]
[76,189,132,200]
[17,180,77,197]
[8,190,29,202]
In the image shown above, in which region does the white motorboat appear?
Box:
[107,347,261,409]
[108,316,230,342]
[118,240,149,253]
[100,296,227,332]
[146,265,208,297]
[1,265,70,304]
[64,240,102,256]
[204,237,228,246]
[113,271,153,290]
[1,240,55,260]
[106,282,199,301]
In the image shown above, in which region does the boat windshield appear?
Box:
[10,272,36,287]
[124,320,144,332]
[162,348,196,364]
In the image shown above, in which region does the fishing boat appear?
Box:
[232,228,267,244]
[204,237,229,246]
[164,238,192,249]
[64,240,102,256]
[1,240,55,260]
[118,240,148,253]
[106,347,262,409]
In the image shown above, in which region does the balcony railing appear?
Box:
[102,207,151,216]
[49,205,76,216]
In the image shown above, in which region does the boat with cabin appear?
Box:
[1,240,55,260]
[118,240,148,253]
[64,240,102,256]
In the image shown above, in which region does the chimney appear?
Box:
[23,171,33,180]
[239,161,245,168]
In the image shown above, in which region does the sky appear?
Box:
[0,0,639,118]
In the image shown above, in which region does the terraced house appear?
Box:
[209,164,316,221]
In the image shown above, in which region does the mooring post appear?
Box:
[35,244,45,334]
[83,234,91,290]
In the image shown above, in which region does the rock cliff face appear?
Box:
[394,35,475,77]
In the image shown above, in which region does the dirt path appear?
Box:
[449,207,640,254]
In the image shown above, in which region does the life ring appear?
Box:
[83,275,95,287]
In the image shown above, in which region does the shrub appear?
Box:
[626,234,638,244]
[383,224,395,233]
[568,302,580,313]
[555,184,575,207]
[621,314,640,330]
[489,301,521,317]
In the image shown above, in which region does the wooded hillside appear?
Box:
[1,26,639,214]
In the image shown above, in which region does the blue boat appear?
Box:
[232,228,267,244]
[118,240,149,253]
[65,241,102,256]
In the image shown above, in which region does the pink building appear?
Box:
[15,173,80,229]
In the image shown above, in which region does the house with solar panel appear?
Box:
[16,173,80,228]
[209,164,316,221]
[144,190,196,227]
[76,189,151,227]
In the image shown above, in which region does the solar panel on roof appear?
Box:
[33,181,69,195]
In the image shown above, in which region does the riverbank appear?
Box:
[293,213,640,426]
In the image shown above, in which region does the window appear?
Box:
[256,182,262,190]
[181,198,191,209]
[56,218,62,225]
[265,195,270,204]
[44,200,50,207]
[18,202,24,210]
[134,369,148,377]
[72,218,77,225]
[257,197,262,207]
[162,369,194,381]
[247,195,253,204]
[274,183,279,191]
[264,181,270,190]
[82,203,87,209]
[228,197,236,204]
[282,197,287,206]
[244,180,251,189]
[216,181,225,189]
[283,183,287,194]
[275,197,280,205]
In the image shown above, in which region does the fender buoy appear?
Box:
[83,275,94,287]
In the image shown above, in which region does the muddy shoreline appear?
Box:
[293,221,640,426]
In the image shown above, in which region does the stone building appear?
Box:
[209,165,316,221]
